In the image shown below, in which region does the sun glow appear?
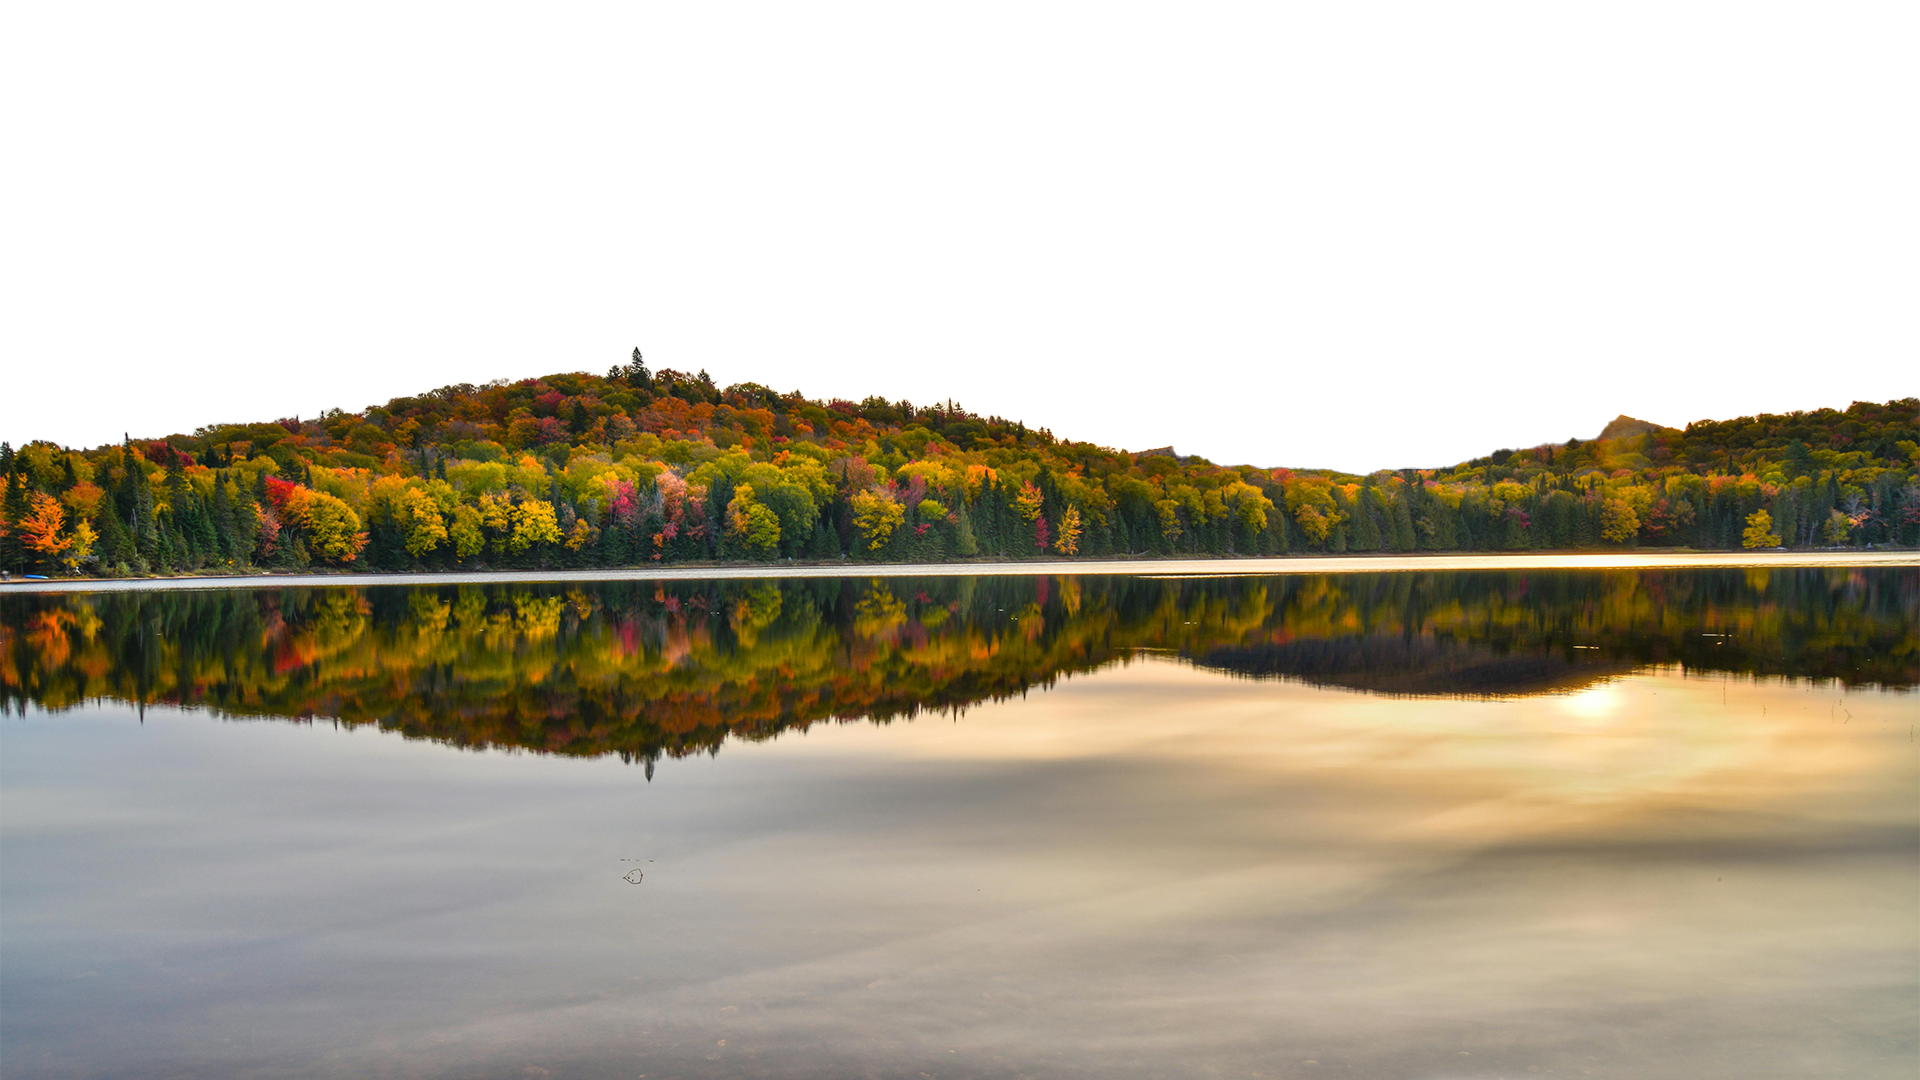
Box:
[1555,683,1625,724]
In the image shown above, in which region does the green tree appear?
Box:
[1820,509,1854,547]
[0,460,29,572]
[726,485,781,557]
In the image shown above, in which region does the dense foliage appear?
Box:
[1144,397,1674,468]
[1,354,1914,576]
[4,570,1911,769]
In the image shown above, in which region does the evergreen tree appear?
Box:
[211,476,238,562]
[0,459,29,573]
[1349,487,1382,550]
[153,519,179,573]
[96,501,135,569]
[365,511,405,570]
[1390,496,1416,552]
[807,518,839,558]
[123,463,156,569]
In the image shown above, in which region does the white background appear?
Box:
[3,3,1913,472]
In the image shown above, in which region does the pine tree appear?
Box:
[96,503,135,569]
[1350,487,1382,550]
[153,520,179,573]
[120,462,156,570]
[211,477,238,563]
[1390,496,1416,552]
[0,459,29,573]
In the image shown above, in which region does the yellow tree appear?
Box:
[1741,509,1782,549]
[1283,480,1340,547]
[509,499,563,552]
[1600,498,1640,544]
[399,486,449,556]
[477,492,514,555]
[1054,506,1082,555]
[1223,481,1273,535]
[1293,504,1331,544]
[61,520,97,571]
[449,504,486,559]
[1014,481,1044,522]
[726,484,781,556]
[850,489,904,550]
[298,491,367,564]
[1154,497,1184,545]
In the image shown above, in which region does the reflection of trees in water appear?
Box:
[2,569,1913,769]
[1195,636,1641,698]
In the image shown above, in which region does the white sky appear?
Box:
[0,5,1912,432]
[0,340,1889,449]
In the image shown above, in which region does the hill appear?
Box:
[1144,397,1674,468]
[1,355,1914,577]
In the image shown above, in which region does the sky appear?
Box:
[0,340,1889,449]
[2,3,1913,473]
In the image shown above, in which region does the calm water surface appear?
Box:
[2,569,1915,1079]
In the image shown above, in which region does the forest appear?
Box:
[4,570,1911,770]
[1,352,1915,577]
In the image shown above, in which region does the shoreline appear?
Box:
[2,549,1913,594]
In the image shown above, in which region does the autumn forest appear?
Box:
[1,355,1915,577]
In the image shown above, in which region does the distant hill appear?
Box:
[1136,397,1666,468]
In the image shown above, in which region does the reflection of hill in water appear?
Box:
[3,567,1913,767]
[1193,636,1637,698]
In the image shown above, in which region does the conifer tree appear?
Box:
[0,459,29,573]
[95,502,135,569]
[211,476,238,562]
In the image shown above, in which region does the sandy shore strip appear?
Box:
[1,550,1913,594]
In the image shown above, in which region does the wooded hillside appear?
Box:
[2,354,1914,576]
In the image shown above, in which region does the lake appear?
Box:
[2,568,1915,1079]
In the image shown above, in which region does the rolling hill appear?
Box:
[1136,397,1666,468]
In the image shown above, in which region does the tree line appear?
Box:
[1,352,1914,577]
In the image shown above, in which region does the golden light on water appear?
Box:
[817,658,1912,851]
[1555,682,1625,724]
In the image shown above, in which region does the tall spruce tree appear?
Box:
[211,475,238,563]
[1,458,29,573]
